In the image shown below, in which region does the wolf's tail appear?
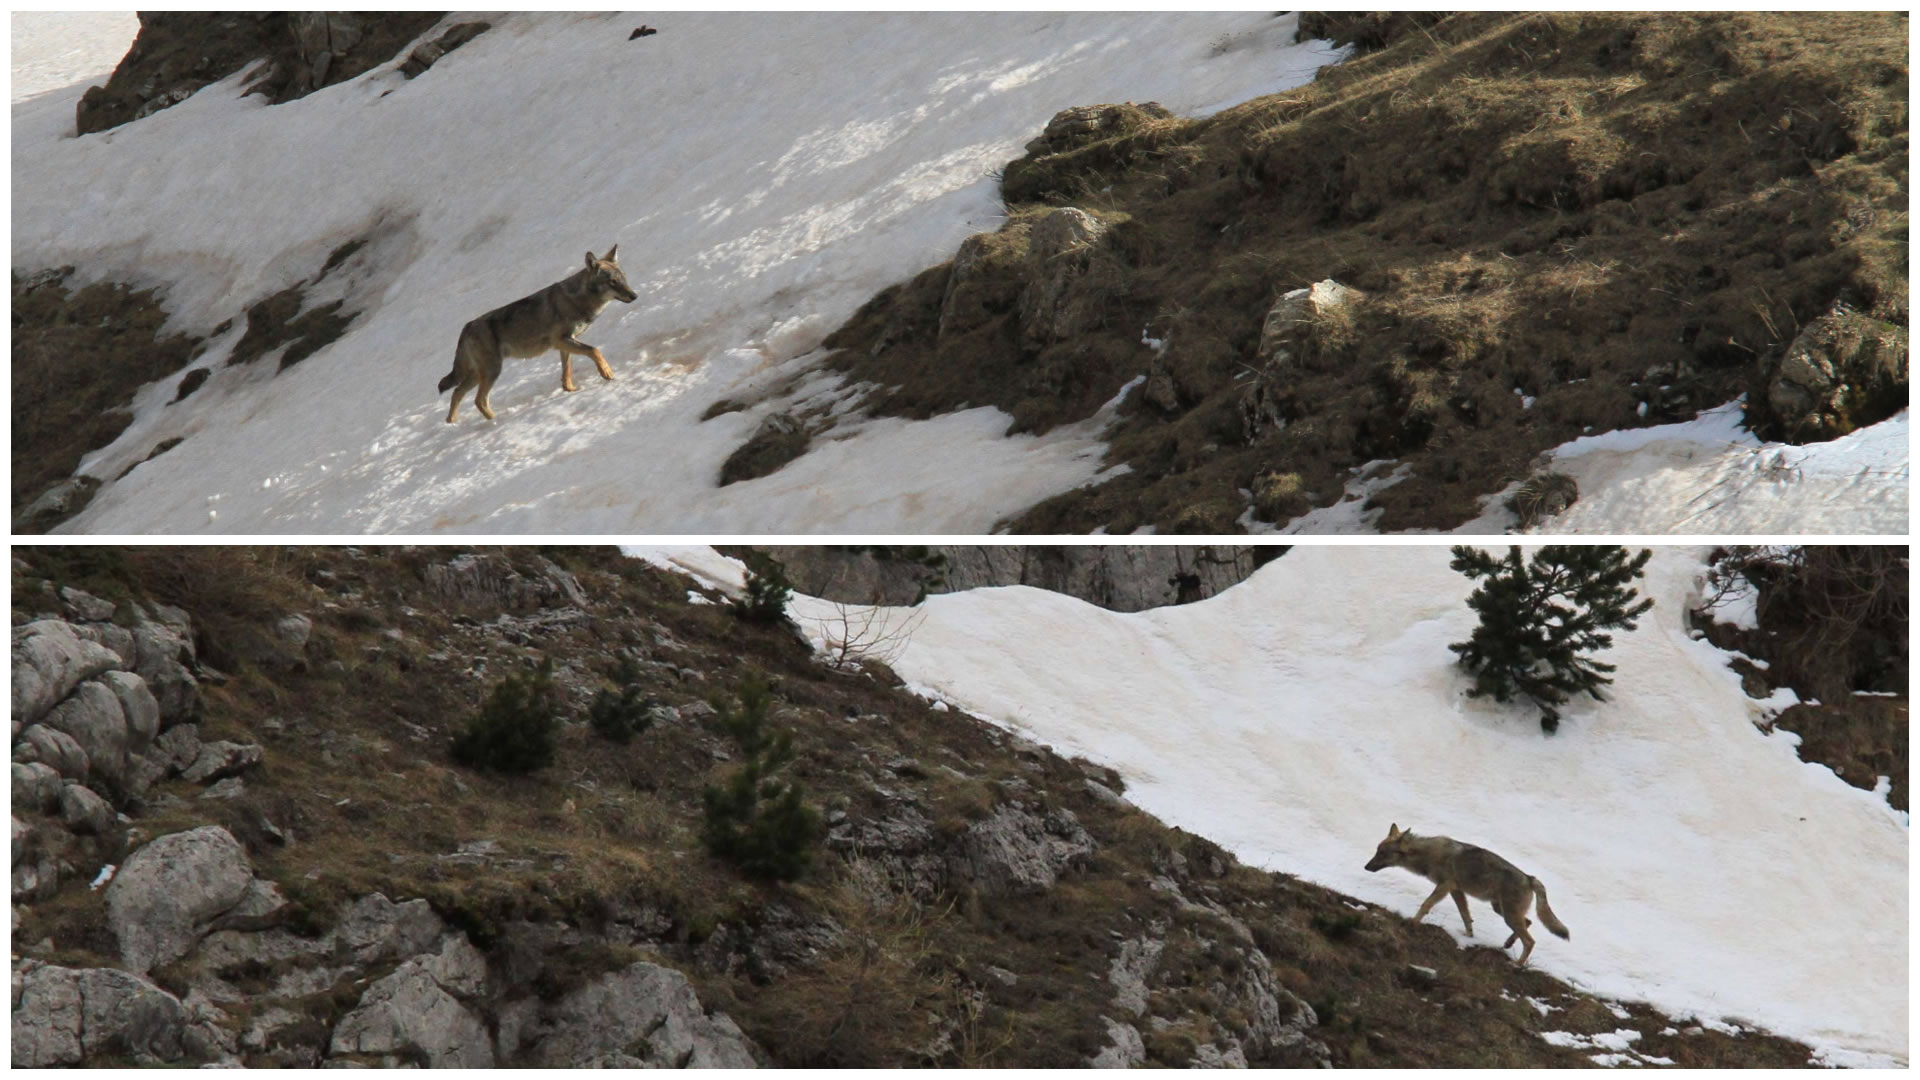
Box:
[1531,877,1570,939]
[438,369,458,393]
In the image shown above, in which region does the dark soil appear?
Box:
[819,11,1908,533]
[10,270,202,527]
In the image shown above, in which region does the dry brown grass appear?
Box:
[821,11,1907,533]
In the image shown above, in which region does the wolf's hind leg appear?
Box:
[447,375,476,423]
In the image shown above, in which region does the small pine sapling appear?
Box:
[1448,545,1654,733]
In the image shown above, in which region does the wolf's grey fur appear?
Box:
[440,246,638,422]
[1364,823,1570,965]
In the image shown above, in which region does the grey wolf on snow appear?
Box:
[439,246,638,422]
[1364,823,1570,965]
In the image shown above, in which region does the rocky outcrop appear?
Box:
[1755,306,1908,441]
[329,936,493,1067]
[1242,278,1363,443]
[12,961,193,1067]
[421,551,589,613]
[718,412,812,486]
[1019,207,1113,347]
[948,804,1096,897]
[12,620,122,729]
[763,544,1275,611]
[498,960,761,1068]
[75,13,449,135]
[106,825,257,975]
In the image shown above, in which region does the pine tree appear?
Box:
[588,655,653,744]
[1448,545,1654,733]
[451,659,560,774]
[731,551,794,625]
[702,675,820,880]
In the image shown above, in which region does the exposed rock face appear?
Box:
[763,544,1275,612]
[1090,1015,1148,1068]
[1019,207,1112,346]
[422,551,589,613]
[718,412,811,486]
[499,960,760,1068]
[12,961,192,1067]
[1022,101,1174,158]
[329,936,493,1067]
[949,804,1096,897]
[106,825,257,974]
[1756,306,1908,441]
[1243,278,1363,442]
[75,12,449,135]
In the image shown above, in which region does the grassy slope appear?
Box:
[820,12,1908,533]
[11,545,1836,1067]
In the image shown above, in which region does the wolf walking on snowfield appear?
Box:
[1364,823,1570,965]
[440,247,639,422]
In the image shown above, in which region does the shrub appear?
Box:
[731,551,794,625]
[588,655,653,744]
[451,660,559,774]
[1448,545,1653,733]
[702,675,820,880]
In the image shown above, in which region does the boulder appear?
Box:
[1019,207,1111,346]
[329,936,493,1068]
[152,723,203,774]
[718,412,811,487]
[507,961,760,1068]
[1257,278,1362,370]
[330,930,495,1060]
[12,961,190,1067]
[12,761,64,813]
[949,804,1096,897]
[58,587,118,622]
[99,670,161,757]
[1760,306,1908,440]
[1089,1016,1147,1068]
[12,620,123,729]
[273,613,313,650]
[179,741,264,784]
[331,893,447,967]
[39,681,130,792]
[17,724,91,783]
[106,826,255,974]
[58,782,115,835]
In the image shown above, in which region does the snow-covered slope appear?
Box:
[9,11,135,103]
[634,545,1907,1066]
[13,12,1338,534]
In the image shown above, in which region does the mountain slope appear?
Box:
[13,12,1337,534]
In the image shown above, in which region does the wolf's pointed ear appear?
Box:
[1387,823,1401,838]
[605,244,618,262]
[586,251,598,269]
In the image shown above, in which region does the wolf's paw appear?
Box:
[563,383,580,393]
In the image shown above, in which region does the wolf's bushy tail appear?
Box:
[1530,877,1570,939]
[438,369,458,393]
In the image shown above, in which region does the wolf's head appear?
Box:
[1364,823,1411,872]
[585,246,639,304]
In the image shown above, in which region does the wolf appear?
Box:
[1364,823,1569,964]
[439,247,638,422]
